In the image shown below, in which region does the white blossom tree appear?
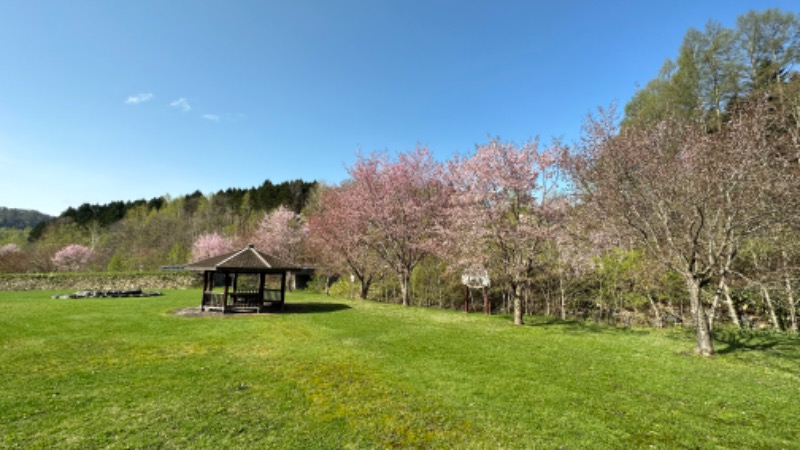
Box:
[445,138,560,325]
[190,232,234,262]
[52,244,94,272]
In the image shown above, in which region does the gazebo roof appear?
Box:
[185,244,299,272]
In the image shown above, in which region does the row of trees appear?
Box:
[305,142,562,326]
[302,92,797,356]
[300,9,800,356]
[1,8,797,356]
[567,99,798,355]
[609,8,800,354]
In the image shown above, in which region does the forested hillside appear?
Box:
[25,178,315,242]
[0,207,51,229]
[0,178,316,273]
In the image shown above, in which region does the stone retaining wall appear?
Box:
[0,272,201,291]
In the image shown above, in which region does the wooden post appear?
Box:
[258,272,266,311]
[201,271,209,311]
[222,273,231,313]
[233,272,239,295]
[280,271,287,309]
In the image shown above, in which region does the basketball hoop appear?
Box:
[461,268,490,289]
[461,267,491,315]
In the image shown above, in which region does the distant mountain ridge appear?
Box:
[0,207,53,229]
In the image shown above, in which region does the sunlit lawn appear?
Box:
[1,289,798,448]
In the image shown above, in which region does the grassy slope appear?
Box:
[0,290,798,449]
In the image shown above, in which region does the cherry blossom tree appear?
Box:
[0,243,20,256]
[306,183,383,299]
[250,205,307,264]
[249,206,307,290]
[190,232,234,262]
[52,244,94,272]
[347,147,449,306]
[445,138,560,325]
[566,101,789,355]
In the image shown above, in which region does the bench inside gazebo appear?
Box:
[185,244,300,313]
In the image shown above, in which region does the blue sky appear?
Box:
[1,1,797,216]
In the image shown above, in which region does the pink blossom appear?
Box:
[345,147,450,306]
[191,232,234,262]
[250,206,307,264]
[445,138,560,324]
[0,243,21,256]
[52,244,94,272]
[306,184,383,298]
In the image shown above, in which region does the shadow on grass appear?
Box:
[714,329,797,355]
[506,315,652,336]
[713,329,800,378]
[173,302,351,317]
[281,302,352,314]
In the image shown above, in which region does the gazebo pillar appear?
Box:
[201,271,213,311]
[222,273,231,313]
[280,271,287,307]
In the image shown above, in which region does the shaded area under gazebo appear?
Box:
[184,244,300,313]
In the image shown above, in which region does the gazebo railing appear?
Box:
[264,289,282,301]
[231,290,262,308]
[202,289,285,311]
[201,291,226,310]
[234,290,284,305]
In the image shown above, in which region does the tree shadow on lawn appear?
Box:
[281,302,352,314]
[714,329,800,356]
[713,329,800,377]
[173,302,351,317]
[520,315,652,336]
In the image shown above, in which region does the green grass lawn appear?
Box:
[1,290,798,449]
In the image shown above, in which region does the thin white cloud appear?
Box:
[125,93,154,105]
[170,98,191,112]
[200,113,245,123]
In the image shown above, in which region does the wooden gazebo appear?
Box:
[185,244,300,313]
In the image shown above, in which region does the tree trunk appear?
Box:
[782,251,798,333]
[287,271,295,292]
[686,276,715,356]
[717,251,740,328]
[399,269,411,307]
[647,293,663,329]
[722,281,740,328]
[541,287,549,317]
[785,274,798,333]
[359,278,372,300]
[760,284,781,331]
[709,280,720,333]
[513,283,524,325]
[559,273,567,320]
[708,276,740,331]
